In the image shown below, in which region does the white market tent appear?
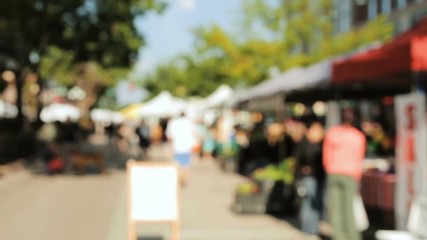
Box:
[90,108,123,124]
[282,59,332,93]
[40,103,81,123]
[184,98,207,120]
[140,91,186,118]
[235,60,332,113]
[239,67,305,102]
[239,59,334,104]
[204,84,234,109]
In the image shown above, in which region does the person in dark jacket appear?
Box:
[295,120,325,237]
[135,120,151,159]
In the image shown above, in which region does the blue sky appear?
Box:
[132,0,244,79]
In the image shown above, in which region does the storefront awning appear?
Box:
[240,59,333,103]
[333,17,427,84]
[239,67,303,102]
[285,82,411,103]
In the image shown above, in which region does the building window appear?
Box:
[391,0,398,10]
[343,0,352,31]
[353,0,369,25]
[382,0,392,14]
[397,0,407,9]
[368,0,378,19]
[412,7,427,25]
[407,0,426,5]
[336,0,353,33]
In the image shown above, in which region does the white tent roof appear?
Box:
[140,91,186,118]
[184,98,207,119]
[204,84,234,109]
[240,67,305,102]
[90,108,123,124]
[40,103,81,123]
[271,59,332,96]
[238,58,335,104]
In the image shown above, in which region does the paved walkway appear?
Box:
[0,144,311,240]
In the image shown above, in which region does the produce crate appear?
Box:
[218,157,236,173]
[231,180,275,214]
[373,172,387,209]
[362,171,381,207]
[378,174,395,211]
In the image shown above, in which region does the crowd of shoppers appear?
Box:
[32,106,388,239]
[34,107,381,239]
[233,108,382,240]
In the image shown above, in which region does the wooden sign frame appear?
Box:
[127,160,180,240]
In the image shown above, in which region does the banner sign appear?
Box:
[394,93,427,230]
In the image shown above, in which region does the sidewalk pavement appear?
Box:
[0,160,25,177]
[108,159,311,240]
[0,144,312,240]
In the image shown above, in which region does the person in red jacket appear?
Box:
[323,108,366,240]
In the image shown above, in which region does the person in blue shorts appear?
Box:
[166,112,196,185]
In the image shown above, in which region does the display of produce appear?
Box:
[251,158,296,185]
[232,180,275,214]
[235,181,261,196]
[232,158,296,215]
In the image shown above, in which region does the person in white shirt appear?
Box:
[166,112,196,185]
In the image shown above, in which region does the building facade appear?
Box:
[333,0,427,35]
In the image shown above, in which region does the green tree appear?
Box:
[143,0,393,97]
[38,47,130,116]
[0,0,167,123]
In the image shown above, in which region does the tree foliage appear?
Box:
[0,0,166,68]
[0,0,167,118]
[144,0,393,98]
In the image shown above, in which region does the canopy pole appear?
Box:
[275,93,286,122]
[277,93,286,163]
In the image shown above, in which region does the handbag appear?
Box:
[354,193,369,231]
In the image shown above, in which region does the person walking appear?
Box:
[166,112,197,186]
[202,126,216,161]
[323,109,366,240]
[295,120,326,237]
[135,120,151,159]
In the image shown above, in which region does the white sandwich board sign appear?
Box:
[127,160,180,240]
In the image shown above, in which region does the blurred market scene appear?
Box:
[1,0,427,240]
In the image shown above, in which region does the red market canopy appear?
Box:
[333,17,427,84]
